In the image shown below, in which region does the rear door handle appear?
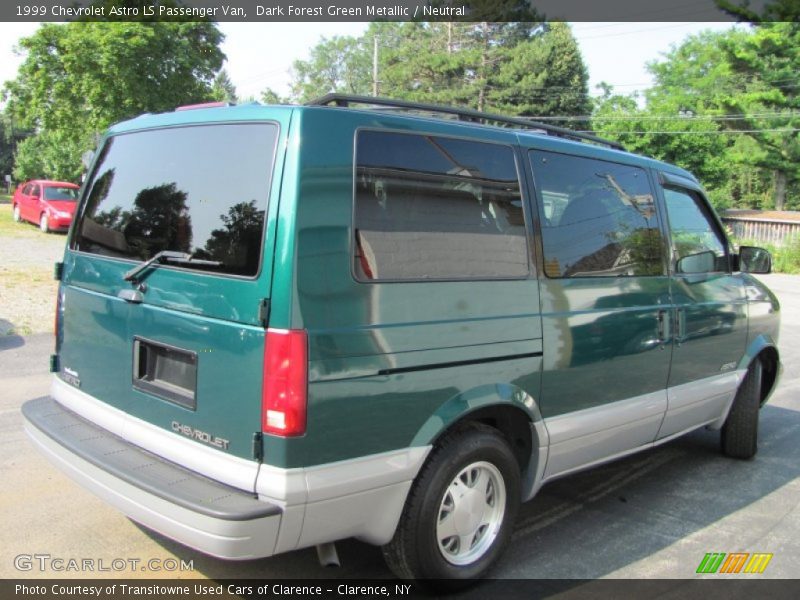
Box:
[657,309,671,345]
[117,289,143,303]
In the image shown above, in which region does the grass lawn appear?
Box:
[0,203,70,244]
[0,202,62,239]
[0,203,18,234]
[0,203,37,238]
[0,203,66,335]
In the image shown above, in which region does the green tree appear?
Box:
[593,26,800,211]
[211,69,238,104]
[292,22,590,119]
[718,23,800,210]
[0,117,28,185]
[715,0,800,21]
[592,87,731,207]
[378,22,479,107]
[645,29,745,115]
[290,35,373,102]
[488,22,591,118]
[261,87,288,105]
[646,25,800,210]
[3,20,224,181]
[10,129,89,184]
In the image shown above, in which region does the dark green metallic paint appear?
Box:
[537,277,672,418]
[668,273,748,387]
[58,103,781,472]
[410,381,543,448]
[266,109,545,467]
[741,273,781,356]
[59,107,291,460]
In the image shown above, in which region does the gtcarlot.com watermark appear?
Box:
[14,553,194,573]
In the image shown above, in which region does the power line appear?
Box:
[479,80,800,95]
[577,23,721,42]
[572,11,708,29]
[577,128,800,135]
[527,112,800,122]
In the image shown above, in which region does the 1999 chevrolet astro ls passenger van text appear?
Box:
[22,95,780,584]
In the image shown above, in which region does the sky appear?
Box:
[0,21,738,106]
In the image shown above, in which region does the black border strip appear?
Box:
[377,351,543,376]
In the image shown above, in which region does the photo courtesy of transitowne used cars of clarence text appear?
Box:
[22,95,781,588]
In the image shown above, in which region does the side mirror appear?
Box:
[738,246,772,274]
[676,250,716,274]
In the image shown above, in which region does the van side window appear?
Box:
[530,151,664,278]
[663,187,727,274]
[354,130,528,281]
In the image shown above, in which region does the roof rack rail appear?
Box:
[307,93,625,151]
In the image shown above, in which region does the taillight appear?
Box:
[262,328,308,436]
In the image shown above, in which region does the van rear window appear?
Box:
[44,186,78,201]
[73,123,278,277]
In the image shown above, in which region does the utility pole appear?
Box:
[372,35,379,96]
[447,22,453,54]
[477,22,489,112]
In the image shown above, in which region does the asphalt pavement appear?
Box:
[1,274,798,584]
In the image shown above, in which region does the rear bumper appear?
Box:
[23,397,282,560]
[22,379,430,560]
[50,219,72,230]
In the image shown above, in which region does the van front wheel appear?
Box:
[382,423,520,587]
[721,360,762,459]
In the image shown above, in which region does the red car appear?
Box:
[11,180,80,233]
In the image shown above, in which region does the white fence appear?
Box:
[721,211,800,247]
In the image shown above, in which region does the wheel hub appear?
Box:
[453,487,486,535]
[436,461,506,566]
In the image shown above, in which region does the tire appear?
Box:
[721,360,762,459]
[13,204,21,223]
[40,213,49,233]
[382,423,520,588]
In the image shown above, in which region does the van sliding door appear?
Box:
[528,150,671,478]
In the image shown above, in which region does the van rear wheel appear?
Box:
[382,423,520,588]
[721,360,762,459]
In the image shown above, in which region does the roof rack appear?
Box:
[307,93,625,151]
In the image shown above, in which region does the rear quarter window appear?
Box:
[73,123,279,278]
[353,130,529,281]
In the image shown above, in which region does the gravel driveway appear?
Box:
[0,205,66,335]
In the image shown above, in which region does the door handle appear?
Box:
[675,308,686,345]
[657,309,671,345]
[117,289,143,303]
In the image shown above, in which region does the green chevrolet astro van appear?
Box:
[23,95,780,584]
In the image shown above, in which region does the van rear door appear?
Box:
[59,115,286,464]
